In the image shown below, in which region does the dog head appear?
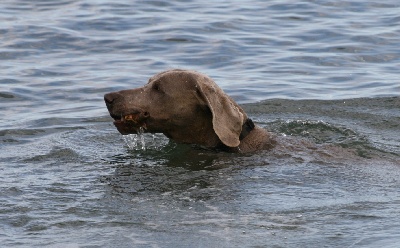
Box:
[104,69,248,148]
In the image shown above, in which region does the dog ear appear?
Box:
[196,76,245,147]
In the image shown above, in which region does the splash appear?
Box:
[122,127,146,150]
[121,128,169,151]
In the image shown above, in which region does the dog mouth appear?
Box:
[110,112,149,134]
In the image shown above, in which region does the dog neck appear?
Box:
[217,118,256,153]
[239,118,255,141]
[211,118,257,152]
[215,118,256,153]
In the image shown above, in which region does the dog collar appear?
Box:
[239,118,255,141]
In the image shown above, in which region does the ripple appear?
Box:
[1,0,400,246]
[273,119,359,143]
[0,92,15,98]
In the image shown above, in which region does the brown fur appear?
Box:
[104,69,275,153]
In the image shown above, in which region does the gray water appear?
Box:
[1,0,399,247]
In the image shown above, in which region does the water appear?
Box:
[1,0,399,247]
[122,128,147,150]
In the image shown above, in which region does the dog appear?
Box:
[104,69,275,152]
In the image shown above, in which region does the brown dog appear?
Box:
[104,69,275,152]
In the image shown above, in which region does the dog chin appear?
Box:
[113,120,146,135]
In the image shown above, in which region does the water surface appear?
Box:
[1,0,399,247]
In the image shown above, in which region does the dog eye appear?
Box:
[152,83,164,93]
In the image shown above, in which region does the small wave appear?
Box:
[268,119,398,159]
[271,119,360,144]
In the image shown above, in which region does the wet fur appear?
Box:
[104,69,275,153]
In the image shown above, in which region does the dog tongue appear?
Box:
[114,121,146,135]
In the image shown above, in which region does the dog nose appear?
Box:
[104,92,119,104]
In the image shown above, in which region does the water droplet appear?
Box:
[122,127,146,150]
